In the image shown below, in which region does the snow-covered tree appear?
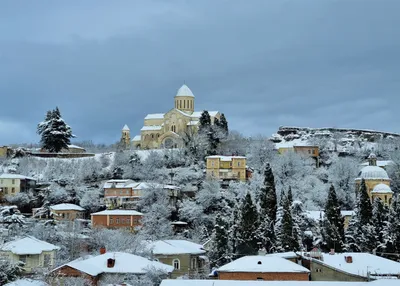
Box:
[276,192,299,252]
[37,107,75,153]
[0,259,24,285]
[259,163,277,223]
[208,214,230,268]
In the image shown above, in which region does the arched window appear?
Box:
[184,100,186,109]
[151,134,154,139]
[173,259,180,270]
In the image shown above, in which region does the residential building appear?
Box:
[355,153,393,205]
[206,156,247,182]
[52,251,173,286]
[0,236,60,272]
[131,84,222,149]
[50,203,85,221]
[160,280,399,286]
[103,180,179,209]
[0,173,37,198]
[302,252,400,281]
[216,256,310,281]
[0,146,11,158]
[91,209,143,230]
[277,144,320,167]
[147,240,208,279]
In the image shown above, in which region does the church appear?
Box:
[122,84,221,149]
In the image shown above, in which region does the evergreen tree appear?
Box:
[236,192,260,256]
[219,113,229,135]
[278,194,299,251]
[213,117,220,127]
[259,163,277,223]
[358,179,373,225]
[199,111,211,132]
[372,197,389,253]
[37,107,74,153]
[322,185,345,252]
[209,214,230,268]
[287,186,293,205]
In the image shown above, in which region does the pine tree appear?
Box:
[209,214,230,268]
[37,107,74,153]
[259,163,277,223]
[199,111,211,132]
[322,185,345,252]
[372,197,389,253]
[236,192,260,256]
[287,186,293,205]
[358,179,372,225]
[279,194,299,251]
[219,113,229,135]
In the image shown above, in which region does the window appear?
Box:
[12,179,15,184]
[238,161,241,167]
[4,187,8,194]
[211,161,214,167]
[0,179,3,184]
[173,259,180,270]
[44,254,51,267]
[127,218,131,225]
[308,150,311,154]
[312,149,316,154]
[19,255,27,264]
[65,213,70,219]
[110,217,114,224]
[151,134,154,139]
[315,268,322,272]
[191,257,197,269]
[121,218,125,224]
[11,187,15,193]
[184,100,186,109]
[385,195,388,203]
[116,218,120,224]
[256,277,264,281]
[120,190,123,195]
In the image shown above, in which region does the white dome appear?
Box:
[176,84,194,98]
[371,183,393,194]
[357,166,389,180]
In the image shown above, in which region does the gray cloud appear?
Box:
[0,0,399,144]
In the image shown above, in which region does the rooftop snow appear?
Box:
[356,166,390,180]
[50,203,85,211]
[305,210,355,221]
[67,144,85,149]
[371,183,393,194]
[141,125,163,131]
[217,255,310,273]
[0,173,36,180]
[56,252,173,276]
[122,124,130,131]
[191,111,219,118]
[160,281,372,286]
[145,113,165,120]
[147,240,206,255]
[132,135,141,141]
[0,236,60,255]
[175,84,194,98]
[206,155,246,161]
[316,252,400,278]
[91,210,143,216]
[265,251,299,259]
[360,160,393,168]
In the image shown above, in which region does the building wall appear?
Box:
[309,260,367,282]
[156,254,207,279]
[91,214,142,229]
[0,146,9,157]
[52,209,84,221]
[355,179,393,205]
[206,158,247,181]
[52,265,97,285]
[294,146,319,157]
[0,178,22,196]
[0,250,57,272]
[218,271,309,281]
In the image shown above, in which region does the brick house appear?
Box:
[91,209,143,230]
[148,240,208,278]
[159,280,397,286]
[0,236,60,273]
[50,203,85,221]
[216,256,310,281]
[51,251,173,285]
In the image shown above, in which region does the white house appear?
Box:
[0,236,60,272]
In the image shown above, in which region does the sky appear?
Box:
[0,0,399,145]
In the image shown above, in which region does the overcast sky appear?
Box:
[1,0,399,145]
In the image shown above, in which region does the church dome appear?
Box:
[371,183,393,194]
[357,166,389,180]
[176,84,195,98]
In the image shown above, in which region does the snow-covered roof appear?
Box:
[103,179,136,189]
[57,252,173,277]
[0,173,36,181]
[371,183,393,194]
[122,124,130,131]
[67,144,85,150]
[91,210,143,216]
[148,240,206,255]
[132,135,141,141]
[5,279,49,286]
[0,236,60,255]
[305,210,355,221]
[206,155,246,161]
[217,256,310,273]
[141,125,163,131]
[175,84,194,98]
[265,251,299,259]
[356,166,390,180]
[160,281,372,286]
[50,203,85,211]
[145,113,165,120]
[191,111,219,118]
[315,253,400,278]
[360,160,393,168]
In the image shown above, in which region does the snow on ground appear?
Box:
[5,279,48,286]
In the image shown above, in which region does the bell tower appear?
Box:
[121,124,131,149]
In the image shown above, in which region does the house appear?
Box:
[131,84,223,149]
[159,280,399,286]
[305,210,355,230]
[206,156,247,182]
[62,144,86,153]
[277,144,320,167]
[50,203,86,221]
[91,209,143,230]
[0,236,60,272]
[52,251,174,286]
[0,146,11,158]
[303,252,400,281]
[147,239,208,278]
[103,180,179,209]
[355,153,393,205]
[265,251,301,263]
[216,255,310,281]
[0,173,36,198]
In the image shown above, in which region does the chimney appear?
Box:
[345,256,353,263]
[329,249,335,255]
[100,247,106,255]
[107,258,115,268]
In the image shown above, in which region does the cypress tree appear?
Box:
[236,192,260,256]
[358,179,372,225]
[280,194,299,251]
[260,163,277,223]
[372,197,389,253]
[325,185,345,242]
[199,111,211,132]
[219,113,229,134]
[209,214,230,267]
[287,186,293,206]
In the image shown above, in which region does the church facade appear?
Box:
[127,84,221,149]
